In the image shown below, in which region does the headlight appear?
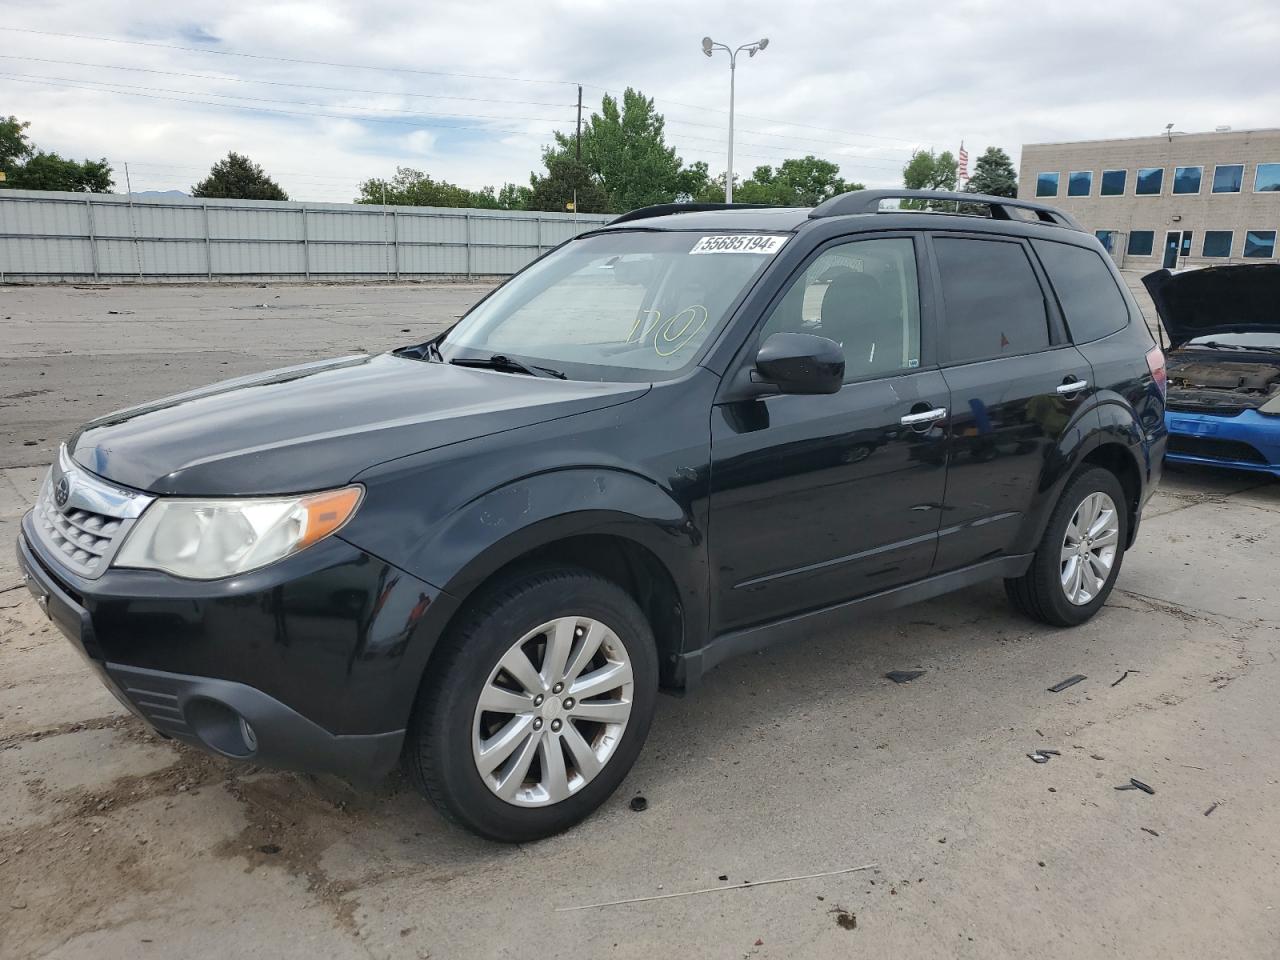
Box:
[114,486,363,580]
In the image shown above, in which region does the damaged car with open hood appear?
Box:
[1145,263,1280,477]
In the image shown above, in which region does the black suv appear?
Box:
[17,189,1167,841]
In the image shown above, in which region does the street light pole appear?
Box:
[702,36,768,203]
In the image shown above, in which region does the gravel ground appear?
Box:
[1,281,1278,960]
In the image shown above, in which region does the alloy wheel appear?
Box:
[1059,491,1120,606]
[471,616,634,807]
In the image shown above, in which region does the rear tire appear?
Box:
[404,566,658,842]
[1005,467,1128,627]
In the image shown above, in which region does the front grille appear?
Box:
[28,446,154,580]
[1167,435,1267,465]
[34,479,124,576]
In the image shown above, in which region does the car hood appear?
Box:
[69,353,647,496]
[1143,264,1280,349]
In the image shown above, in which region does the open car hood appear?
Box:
[1143,264,1280,350]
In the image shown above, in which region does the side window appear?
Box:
[1031,239,1130,343]
[933,237,1049,363]
[759,237,921,381]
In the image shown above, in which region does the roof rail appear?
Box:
[808,189,1083,230]
[609,202,774,225]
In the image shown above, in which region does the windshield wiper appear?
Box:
[449,353,567,379]
[1194,340,1279,352]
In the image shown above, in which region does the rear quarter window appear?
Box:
[1031,239,1130,343]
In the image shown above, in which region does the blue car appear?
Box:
[1145,265,1280,477]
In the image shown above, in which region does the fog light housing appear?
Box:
[185,698,258,758]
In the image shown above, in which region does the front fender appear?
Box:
[425,468,705,617]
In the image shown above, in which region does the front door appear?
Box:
[1163,231,1180,268]
[927,233,1094,571]
[708,235,950,633]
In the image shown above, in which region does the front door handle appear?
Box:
[1056,378,1089,396]
[900,406,948,427]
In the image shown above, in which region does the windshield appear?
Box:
[438,230,788,381]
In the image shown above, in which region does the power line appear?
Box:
[0,26,931,149]
[0,26,580,87]
[0,69,573,124]
[0,54,575,108]
[0,74,566,138]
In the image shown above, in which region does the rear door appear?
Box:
[927,233,1093,572]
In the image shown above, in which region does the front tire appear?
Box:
[1005,467,1129,627]
[404,566,658,842]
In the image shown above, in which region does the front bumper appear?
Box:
[1165,409,1280,477]
[17,517,457,782]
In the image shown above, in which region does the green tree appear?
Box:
[355,167,505,208]
[1,115,114,192]
[902,148,958,192]
[192,152,288,201]
[7,152,113,192]
[964,146,1017,198]
[526,153,610,214]
[694,157,862,206]
[1,115,32,176]
[547,88,689,212]
[496,182,532,210]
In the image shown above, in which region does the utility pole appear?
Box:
[575,85,583,161]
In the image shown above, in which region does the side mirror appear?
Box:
[754,332,844,395]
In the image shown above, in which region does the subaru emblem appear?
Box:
[54,475,71,508]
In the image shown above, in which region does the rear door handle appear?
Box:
[1056,379,1089,396]
[900,407,948,427]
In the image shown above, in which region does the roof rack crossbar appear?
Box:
[609,202,775,225]
[808,189,1083,231]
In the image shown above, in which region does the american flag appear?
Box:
[957,142,969,182]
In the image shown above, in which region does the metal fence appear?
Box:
[0,189,613,283]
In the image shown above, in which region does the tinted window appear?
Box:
[1135,167,1164,195]
[1067,171,1092,196]
[1100,169,1126,195]
[1032,239,1130,343]
[1127,231,1155,256]
[1095,230,1117,252]
[1244,230,1277,258]
[1202,231,1233,257]
[1212,164,1244,193]
[934,238,1049,363]
[760,237,921,381]
[1173,166,1203,194]
[1036,173,1059,197]
[1255,163,1280,192]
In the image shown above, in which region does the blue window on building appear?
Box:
[1212,164,1244,193]
[1067,171,1092,197]
[1095,230,1117,253]
[1202,231,1233,258]
[1036,172,1060,197]
[1255,164,1280,192]
[1135,168,1164,195]
[1100,170,1126,196]
[1172,166,1203,194]
[1244,230,1277,258]
[1127,231,1155,256]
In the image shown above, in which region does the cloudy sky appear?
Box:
[3,0,1279,202]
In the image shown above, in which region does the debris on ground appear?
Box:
[1111,669,1139,687]
[1047,675,1086,693]
[1205,803,1219,817]
[1027,749,1061,763]
[1115,778,1156,795]
[884,670,926,684]
[556,864,878,911]
[1141,827,1160,836]
[629,796,647,812]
